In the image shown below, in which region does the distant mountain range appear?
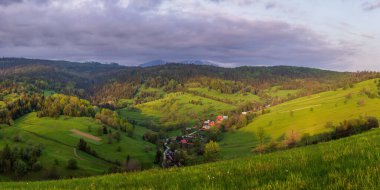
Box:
[139,59,218,67]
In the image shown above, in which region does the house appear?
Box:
[216,115,223,121]
[201,125,210,130]
[242,112,247,115]
[209,121,216,126]
[223,115,228,120]
[180,139,188,144]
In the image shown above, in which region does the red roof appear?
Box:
[180,139,188,144]
[216,116,223,121]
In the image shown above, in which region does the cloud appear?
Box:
[0,0,354,70]
[0,0,23,6]
[362,0,380,11]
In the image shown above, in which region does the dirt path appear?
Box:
[70,129,102,142]
[73,148,85,160]
[280,96,321,106]
[280,104,322,113]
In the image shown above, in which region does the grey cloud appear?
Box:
[0,0,354,70]
[265,2,276,9]
[0,0,23,6]
[362,0,380,11]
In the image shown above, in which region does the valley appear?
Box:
[0,58,379,188]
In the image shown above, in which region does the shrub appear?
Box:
[143,131,158,144]
[46,166,60,179]
[325,121,334,129]
[12,134,22,142]
[125,159,141,172]
[285,130,299,148]
[14,159,28,178]
[252,144,266,154]
[32,161,43,171]
[204,141,220,162]
[67,159,78,170]
[357,99,366,107]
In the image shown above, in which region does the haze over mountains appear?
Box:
[139,59,218,67]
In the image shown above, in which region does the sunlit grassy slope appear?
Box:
[221,79,380,158]
[121,92,236,126]
[264,86,300,99]
[187,87,261,105]
[2,128,379,189]
[0,113,155,180]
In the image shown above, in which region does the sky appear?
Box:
[0,0,379,71]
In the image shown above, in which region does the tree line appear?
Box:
[0,144,44,179]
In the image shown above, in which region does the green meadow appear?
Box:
[122,92,236,126]
[0,113,155,180]
[265,86,300,99]
[221,79,380,158]
[2,128,379,189]
[187,87,261,105]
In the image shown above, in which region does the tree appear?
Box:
[207,127,221,141]
[114,131,121,143]
[366,117,379,129]
[67,158,78,170]
[97,127,103,136]
[103,126,108,134]
[204,141,220,162]
[14,159,28,178]
[257,127,266,146]
[46,166,60,179]
[32,161,43,171]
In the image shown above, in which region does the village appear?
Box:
[162,115,228,168]
[160,103,273,168]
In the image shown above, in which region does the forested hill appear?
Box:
[0,58,378,104]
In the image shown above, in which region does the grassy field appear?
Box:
[0,113,155,180]
[221,79,380,158]
[265,86,300,99]
[43,90,55,97]
[120,92,236,127]
[187,87,261,105]
[2,128,379,189]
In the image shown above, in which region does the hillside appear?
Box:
[221,78,380,158]
[2,128,379,189]
[119,92,237,127]
[0,113,155,180]
[1,58,380,182]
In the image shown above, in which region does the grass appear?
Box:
[265,86,300,99]
[187,87,261,105]
[0,113,155,180]
[221,79,380,158]
[43,90,55,97]
[122,92,236,127]
[2,128,379,189]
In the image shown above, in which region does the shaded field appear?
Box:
[0,113,155,180]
